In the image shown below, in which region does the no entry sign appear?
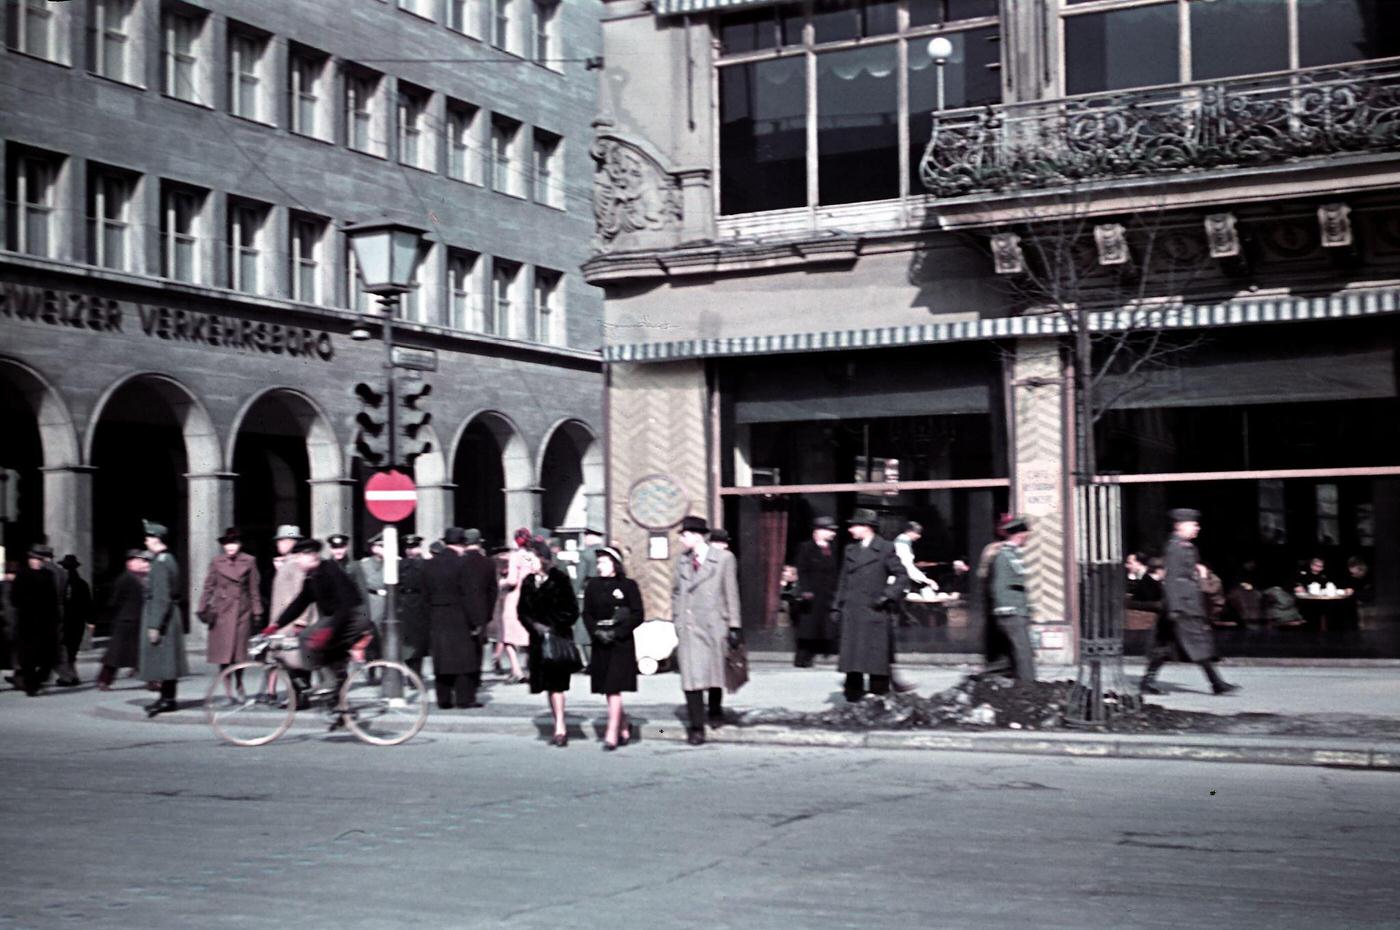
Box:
[365,470,417,523]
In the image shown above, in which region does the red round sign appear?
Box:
[365,470,417,523]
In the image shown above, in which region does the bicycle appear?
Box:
[204,634,428,747]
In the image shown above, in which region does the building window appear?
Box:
[1258,479,1287,545]
[491,113,522,196]
[397,83,431,170]
[447,102,484,184]
[6,152,61,258]
[492,258,519,336]
[290,213,325,303]
[91,0,134,83]
[532,1,557,65]
[447,0,470,34]
[289,46,327,139]
[493,0,514,53]
[160,182,205,283]
[345,66,384,156]
[11,0,72,64]
[716,1,1000,215]
[87,165,134,271]
[161,8,203,102]
[228,30,266,122]
[531,128,562,208]
[397,0,432,19]
[1316,483,1341,547]
[227,197,267,293]
[448,248,485,331]
[532,267,561,344]
[1060,0,1400,96]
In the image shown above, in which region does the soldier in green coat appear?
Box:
[138,519,188,717]
[986,516,1036,682]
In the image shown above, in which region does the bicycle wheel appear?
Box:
[205,661,297,747]
[339,660,428,746]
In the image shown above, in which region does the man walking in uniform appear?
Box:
[1141,508,1240,696]
[985,516,1036,682]
[672,516,741,745]
[139,520,187,717]
[831,509,908,703]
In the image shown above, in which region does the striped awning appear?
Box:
[602,287,1400,363]
[653,0,785,15]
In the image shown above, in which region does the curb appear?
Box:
[90,700,1400,771]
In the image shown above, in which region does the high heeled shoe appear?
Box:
[602,738,618,752]
[551,733,568,747]
[619,716,634,746]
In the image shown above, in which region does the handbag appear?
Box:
[724,641,749,694]
[540,629,584,674]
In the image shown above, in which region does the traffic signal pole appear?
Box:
[378,294,403,698]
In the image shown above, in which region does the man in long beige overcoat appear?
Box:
[671,515,741,746]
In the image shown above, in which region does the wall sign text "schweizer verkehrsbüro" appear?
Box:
[0,283,335,361]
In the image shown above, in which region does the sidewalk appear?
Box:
[69,654,1400,770]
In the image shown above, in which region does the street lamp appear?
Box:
[927,36,954,113]
[345,219,428,696]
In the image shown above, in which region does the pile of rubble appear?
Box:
[738,676,1229,733]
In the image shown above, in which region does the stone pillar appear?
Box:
[415,481,453,544]
[584,490,607,533]
[310,477,355,541]
[504,486,543,537]
[40,465,95,575]
[1010,338,1075,666]
[186,471,237,651]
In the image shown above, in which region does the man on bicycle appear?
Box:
[263,538,374,719]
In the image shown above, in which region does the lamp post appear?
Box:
[928,36,954,113]
[345,220,428,692]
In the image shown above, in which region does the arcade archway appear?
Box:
[538,418,603,533]
[0,357,79,561]
[452,412,532,548]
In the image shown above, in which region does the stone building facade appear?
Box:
[1,0,607,622]
[587,0,1400,660]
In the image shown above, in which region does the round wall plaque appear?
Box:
[627,474,690,530]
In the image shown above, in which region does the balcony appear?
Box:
[918,57,1400,203]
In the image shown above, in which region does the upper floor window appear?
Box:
[532,266,562,344]
[227,196,268,294]
[493,0,516,54]
[397,82,433,171]
[491,113,523,196]
[161,6,207,104]
[716,0,1000,214]
[160,180,207,283]
[289,45,329,140]
[448,0,485,37]
[9,0,73,65]
[6,148,64,258]
[290,212,327,304]
[531,128,563,209]
[87,163,137,271]
[1061,0,1400,96]
[90,0,135,83]
[532,1,558,66]
[447,248,487,332]
[397,0,433,19]
[344,64,387,157]
[228,27,269,122]
[492,257,520,335]
[447,101,485,185]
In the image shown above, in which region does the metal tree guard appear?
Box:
[1066,480,1141,726]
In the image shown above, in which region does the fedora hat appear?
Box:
[273,524,302,541]
[462,528,483,546]
[847,508,880,527]
[680,515,709,535]
[813,516,838,530]
[442,527,468,545]
[290,537,323,555]
[58,554,81,569]
[218,527,241,544]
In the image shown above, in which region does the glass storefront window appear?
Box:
[1297,0,1400,67]
[1189,0,1288,81]
[718,57,808,215]
[1064,2,1179,95]
[817,43,900,205]
[908,25,1000,189]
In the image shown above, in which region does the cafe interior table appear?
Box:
[1293,591,1353,632]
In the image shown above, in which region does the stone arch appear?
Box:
[84,371,221,474]
[0,356,83,566]
[0,356,81,467]
[451,410,534,547]
[537,418,604,532]
[226,387,343,483]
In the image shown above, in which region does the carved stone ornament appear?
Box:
[990,231,1025,274]
[1318,202,1353,248]
[591,134,683,249]
[1203,213,1241,258]
[1093,223,1130,266]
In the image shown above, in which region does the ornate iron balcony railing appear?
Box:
[919,57,1400,199]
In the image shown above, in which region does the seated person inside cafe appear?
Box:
[1295,556,1332,593]
[265,538,375,699]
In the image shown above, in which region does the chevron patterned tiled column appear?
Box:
[607,361,710,621]
[1011,338,1075,666]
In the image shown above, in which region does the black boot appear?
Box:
[1140,657,1166,695]
[1201,661,1239,695]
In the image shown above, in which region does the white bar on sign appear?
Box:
[365,490,418,501]
[383,525,399,586]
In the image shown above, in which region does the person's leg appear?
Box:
[1140,654,1167,694]
[1002,617,1037,682]
[505,644,523,680]
[435,673,456,709]
[404,656,422,679]
[844,672,866,703]
[684,689,706,742]
[1200,660,1238,694]
[794,640,814,668]
[160,679,176,702]
[549,691,567,738]
[869,674,891,696]
[707,686,723,723]
[454,674,475,707]
[96,664,116,690]
[604,693,623,746]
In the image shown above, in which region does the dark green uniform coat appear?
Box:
[139,552,188,681]
[1152,534,1216,663]
[833,537,907,677]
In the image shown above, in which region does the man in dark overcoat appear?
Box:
[55,554,93,686]
[97,549,150,689]
[792,516,839,667]
[460,529,499,701]
[397,535,430,679]
[138,520,188,717]
[1141,508,1240,696]
[11,546,61,695]
[422,527,488,709]
[831,508,908,702]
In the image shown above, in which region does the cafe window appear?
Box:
[717,0,1001,215]
[1062,0,1400,96]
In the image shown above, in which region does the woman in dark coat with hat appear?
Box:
[792,516,840,666]
[519,541,580,746]
[96,549,150,689]
[582,547,643,750]
[198,528,263,687]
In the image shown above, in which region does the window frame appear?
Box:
[531,128,563,209]
[491,257,520,336]
[532,0,558,67]
[161,8,202,103]
[532,266,562,344]
[226,197,268,294]
[344,66,385,157]
[91,0,134,83]
[289,212,325,304]
[88,166,135,271]
[713,0,1003,217]
[490,113,523,196]
[397,84,431,170]
[288,47,326,139]
[447,247,485,331]
[446,101,484,185]
[160,181,205,283]
[228,29,266,122]
[12,153,59,258]
[13,0,71,64]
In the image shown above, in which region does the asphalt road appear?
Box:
[1,692,1397,930]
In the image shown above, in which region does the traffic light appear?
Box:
[352,381,389,466]
[397,375,433,468]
